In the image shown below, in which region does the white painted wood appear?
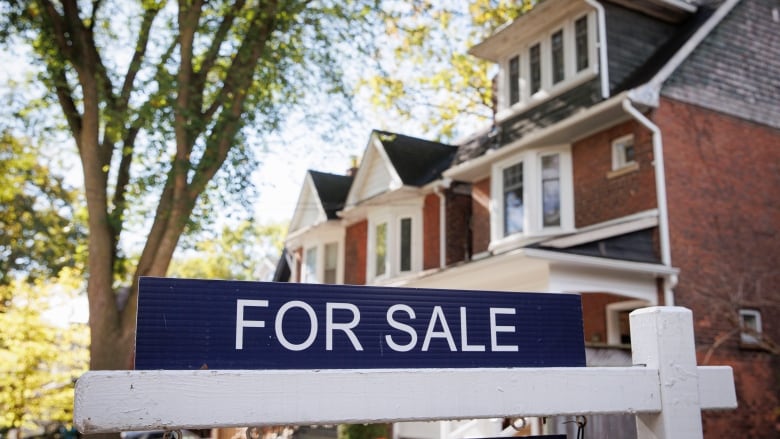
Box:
[75,367,661,433]
[630,307,704,439]
[74,306,737,438]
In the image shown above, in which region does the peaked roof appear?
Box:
[373,130,456,186]
[309,170,353,219]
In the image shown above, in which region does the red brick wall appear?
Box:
[344,220,367,285]
[446,188,472,265]
[655,97,780,438]
[471,178,491,254]
[423,193,441,270]
[572,120,658,227]
[580,293,631,344]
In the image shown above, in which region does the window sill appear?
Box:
[607,162,639,179]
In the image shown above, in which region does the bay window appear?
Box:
[367,208,422,282]
[491,146,573,249]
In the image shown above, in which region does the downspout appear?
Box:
[585,0,610,99]
[622,99,676,306]
[434,178,452,269]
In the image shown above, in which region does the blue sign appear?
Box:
[134,277,585,370]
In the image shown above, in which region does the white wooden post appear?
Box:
[630,306,704,439]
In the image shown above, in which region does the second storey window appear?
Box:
[375,222,387,277]
[491,145,574,249]
[575,15,589,72]
[503,162,524,236]
[367,207,423,282]
[529,43,542,95]
[323,242,338,284]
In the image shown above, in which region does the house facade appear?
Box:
[279,0,779,437]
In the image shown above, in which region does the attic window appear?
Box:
[498,11,597,115]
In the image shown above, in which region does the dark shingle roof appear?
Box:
[374,130,456,186]
[309,170,353,219]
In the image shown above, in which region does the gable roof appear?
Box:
[345,130,456,208]
[288,170,352,234]
[374,130,456,187]
[309,170,353,219]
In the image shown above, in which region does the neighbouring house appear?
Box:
[277,0,779,437]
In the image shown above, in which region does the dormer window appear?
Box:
[498,11,597,115]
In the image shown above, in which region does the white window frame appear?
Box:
[606,300,649,345]
[302,246,319,283]
[739,309,762,345]
[611,134,636,171]
[490,145,574,252]
[367,206,423,283]
[296,227,345,285]
[497,11,598,117]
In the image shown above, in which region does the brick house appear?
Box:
[278,0,779,437]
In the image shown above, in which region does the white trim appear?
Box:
[585,0,610,99]
[542,214,658,249]
[489,145,575,250]
[522,247,679,276]
[628,0,742,107]
[366,202,424,284]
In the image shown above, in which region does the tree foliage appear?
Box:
[168,220,287,280]
[0,0,383,372]
[0,269,89,432]
[361,0,534,140]
[0,132,86,287]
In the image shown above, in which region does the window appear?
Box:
[503,163,524,236]
[499,12,596,113]
[508,55,520,105]
[303,247,318,283]
[551,29,564,84]
[399,217,412,272]
[367,208,422,282]
[529,43,541,95]
[575,16,589,72]
[612,135,636,170]
[323,242,338,284]
[739,309,762,345]
[375,222,387,277]
[541,154,561,227]
[491,146,573,247]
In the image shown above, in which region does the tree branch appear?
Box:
[119,6,162,109]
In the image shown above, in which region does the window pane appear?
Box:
[400,217,412,272]
[503,163,524,236]
[508,55,520,105]
[324,242,338,284]
[375,222,387,277]
[575,16,589,71]
[542,154,561,227]
[304,247,318,283]
[529,44,541,94]
[551,30,564,84]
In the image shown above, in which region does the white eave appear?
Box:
[445,91,632,182]
[523,247,679,276]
